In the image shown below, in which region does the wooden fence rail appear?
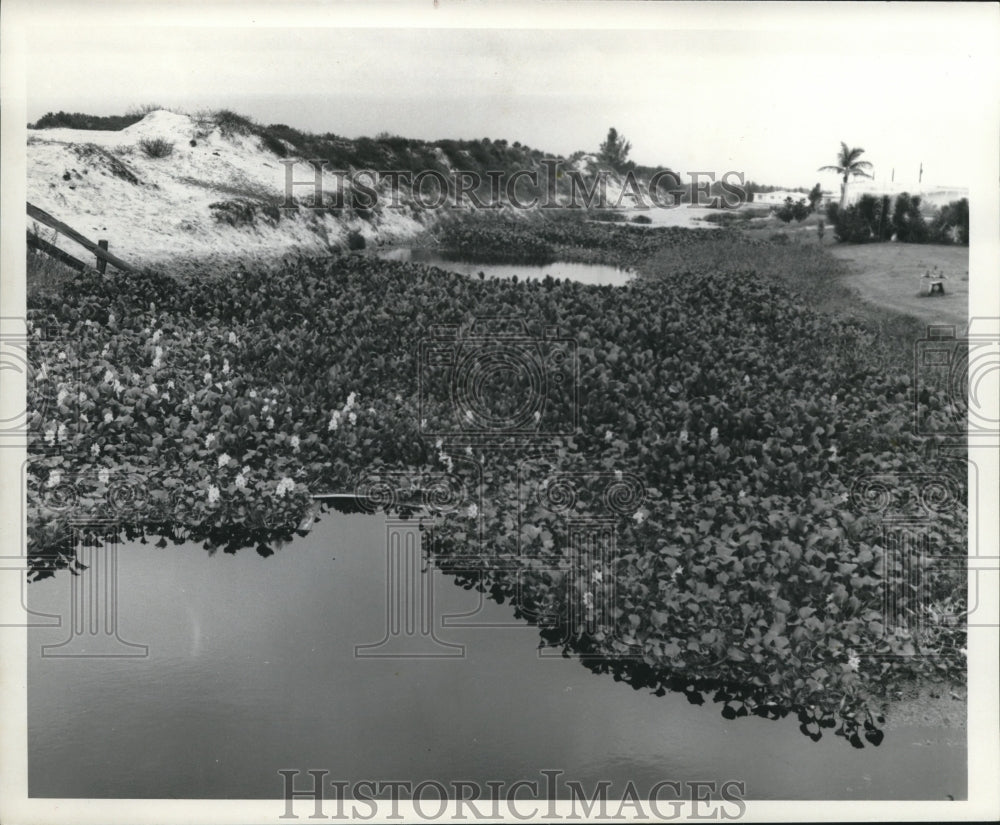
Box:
[27,202,136,274]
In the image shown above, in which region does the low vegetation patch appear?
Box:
[138,138,174,159]
[70,143,141,185]
[208,198,282,228]
[29,105,161,131]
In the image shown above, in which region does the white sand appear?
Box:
[27,111,424,270]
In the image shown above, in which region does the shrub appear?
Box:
[213,109,256,137]
[828,194,892,243]
[347,230,366,251]
[260,132,288,158]
[808,183,823,213]
[138,138,174,159]
[209,199,281,228]
[631,214,652,224]
[30,110,147,131]
[775,197,810,224]
[930,198,969,245]
[891,193,928,243]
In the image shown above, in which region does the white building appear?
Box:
[753,190,811,205]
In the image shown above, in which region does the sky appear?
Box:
[13,2,998,189]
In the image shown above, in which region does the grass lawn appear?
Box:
[827,242,969,330]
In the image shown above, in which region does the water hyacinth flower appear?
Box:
[679,430,688,443]
[465,445,473,456]
[464,409,474,423]
[205,433,216,449]
[234,471,248,490]
[249,389,257,398]
[152,329,162,343]
[222,359,231,376]
[276,477,295,498]
[266,416,275,430]
[103,369,115,384]
[57,388,68,406]
[345,391,357,410]
[328,411,341,431]
[58,351,66,361]
[90,443,101,456]
[467,503,479,519]
[57,423,67,442]
[614,469,623,481]
[605,430,613,442]
[98,468,110,486]
[113,379,124,394]
[394,394,402,404]
[207,485,221,505]
[167,379,175,390]
[217,453,231,469]
[348,412,357,426]
[149,384,158,396]
[289,435,300,451]
[710,427,719,443]
[847,654,861,672]
[204,372,212,386]
[36,363,48,381]
[533,410,541,423]
[78,390,87,404]
[47,470,62,488]
[633,508,648,524]
[228,331,238,345]
[44,427,55,445]
[103,412,114,424]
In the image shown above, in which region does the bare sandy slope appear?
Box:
[828,243,969,330]
[27,110,425,271]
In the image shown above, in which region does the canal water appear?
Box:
[376,248,635,287]
[28,514,965,800]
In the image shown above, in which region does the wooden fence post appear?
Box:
[97,240,109,274]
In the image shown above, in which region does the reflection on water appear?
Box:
[376,248,635,286]
[28,515,965,800]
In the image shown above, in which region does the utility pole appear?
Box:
[919,162,923,184]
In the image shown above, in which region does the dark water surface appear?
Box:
[28,514,965,800]
[376,248,635,286]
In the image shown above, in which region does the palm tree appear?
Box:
[819,142,874,209]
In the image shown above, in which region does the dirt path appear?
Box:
[828,243,969,330]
